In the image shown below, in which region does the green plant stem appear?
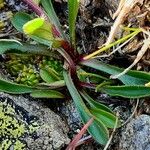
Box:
[83,29,141,60]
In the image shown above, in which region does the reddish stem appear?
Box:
[79,82,96,89]
[66,118,94,150]
[22,0,45,17]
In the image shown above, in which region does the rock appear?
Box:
[59,101,82,137]
[0,92,70,150]
[119,115,150,150]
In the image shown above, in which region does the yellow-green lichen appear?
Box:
[1,139,12,150]
[0,0,5,9]
[0,98,40,150]
[0,21,5,29]
[13,140,26,150]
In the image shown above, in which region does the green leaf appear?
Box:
[78,69,108,83]
[23,17,45,34]
[40,68,60,83]
[63,70,109,145]
[0,78,34,94]
[0,39,51,56]
[101,85,150,98]
[80,91,113,113]
[81,59,150,85]
[11,12,32,32]
[68,0,79,47]
[30,89,64,98]
[41,0,67,39]
[11,12,53,47]
[38,80,65,89]
[90,108,120,128]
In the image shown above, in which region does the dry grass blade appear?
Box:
[111,32,150,79]
[105,0,143,45]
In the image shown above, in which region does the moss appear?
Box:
[5,54,63,85]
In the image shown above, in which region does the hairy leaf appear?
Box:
[40,68,60,83]
[90,108,120,128]
[30,89,64,98]
[81,59,150,85]
[41,0,67,39]
[68,0,79,46]
[101,85,150,98]
[80,91,113,113]
[63,70,109,145]
[0,39,51,56]
[38,80,65,89]
[0,78,34,94]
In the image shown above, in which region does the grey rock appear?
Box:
[119,115,150,150]
[0,92,70,150]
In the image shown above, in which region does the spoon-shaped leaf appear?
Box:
[11,12,32,32]
[90,108,120,128]
[0,39,51,56]
[101,85,150,98]
[0,78,34,94]
[68,0,79,47]
[81,59,150,85]
[30,89,64,98]
[80,91,113,113]
[63,70,109,145]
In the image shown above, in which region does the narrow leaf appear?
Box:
[101,85,150,98]
[38,80,65,89]
[0,39,51,56]
[41,0,67,39]
[90,108,120,128]
[80,91,113,113]
[81,59,150,85]
[0,78,34,94]
[63,70,109,145]
[68,0,79,46]
[40,68,60,83]
[30,89,64,98]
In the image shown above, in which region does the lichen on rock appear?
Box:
[0,95,40,150]
[0,93,70,150]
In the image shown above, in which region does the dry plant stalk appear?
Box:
[111,32,150,79]
[105,0,142,45]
